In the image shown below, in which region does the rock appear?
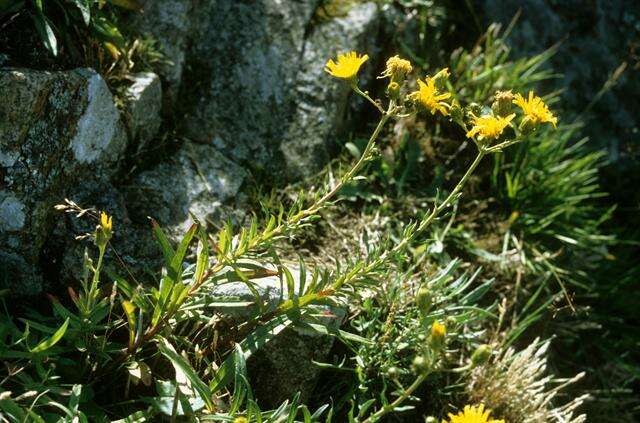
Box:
[0,68,127,295]
[180,0,381,181]
[205,267,345,407]
[478,0,640,165]
[124,72,163,150]
[130,0,193,106]
[280,2,380,179]
[124,141,247,238]
[57,141,247,286]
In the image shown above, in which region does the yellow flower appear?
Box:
[96,211,113,247]
[442,404,504,423]
[409,75,451,116]
[233,417,248,423]
[466,113,515,141]
[100,212,112,233]
[325,51,369,80]
[380,55,413,80]
[431,320,446,340]
[513,91,557,128]
[430,320,446,350]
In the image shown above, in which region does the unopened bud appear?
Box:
[95,211,113,248]
[380,55,413,83]
[425,417,438,423]
[429,321,446,350]
[471,344,492,367]
[386,366,400,379]
[449,100,464,124]
[412,355,429,373]
[387,81,400,99]
[492,90,514,116]
[416,286,432,315]
[432,67,450,89]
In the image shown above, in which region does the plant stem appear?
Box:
[352,85,385,114]
[361,373,429,423]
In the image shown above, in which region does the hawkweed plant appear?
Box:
[0,50,558,421]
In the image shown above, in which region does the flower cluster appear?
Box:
[324,51,556,148]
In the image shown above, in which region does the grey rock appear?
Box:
[280,2,380,179]
[0,68,127,295]
[130,0,193,105]
[478,0,640,163]
[181,1,380,181]
[205,267,345,407]
[124,72,163,150]
[124,141,247,238]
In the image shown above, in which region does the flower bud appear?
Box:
[95,212,113,248]
[416,286,432,315]
[449,100,464,124]
[471,344,492,367]
[387,81,400,100]
[425,417,438,423]
[492,90,514,117]
[412,355,429,373]
[386,366,400,379]
[432,67,450,89]
[429,320,446,350]
[380,55,413,83]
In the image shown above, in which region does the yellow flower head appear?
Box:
[409,74,452,116]
[431,320,446,340]
[96,211,113,247]
[325,51,369,80]
[233,417,248,423]
[513,91,557,128]
[442,404,504,423]
[380,55,413,80]
[100,212,113,234]
[466,113,515,141]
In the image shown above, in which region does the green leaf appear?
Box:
[210,314,293,393]
[194,227,209,283]
[151,219,175,270]
[169,223,198,279]
[31,13,58,56]
[29,318,69,353]
[122,301,137,348]
[71,0,91,25]
[157,337,213,411]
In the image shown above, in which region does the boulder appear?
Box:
[179,0,380,181]
[130,0,193,106]
[0,68,127,295]
[123,141,247,237]
[478,0,640,163]
[204,267,346,407]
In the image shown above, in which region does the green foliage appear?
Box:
[0,0,139,58]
